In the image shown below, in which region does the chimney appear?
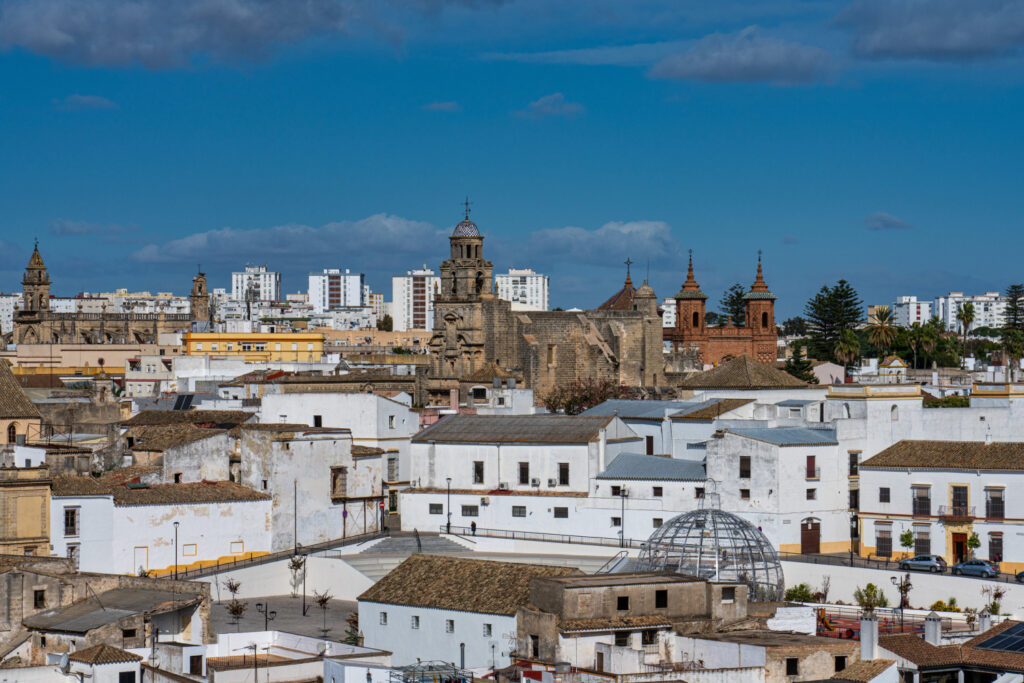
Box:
[598,428,607,472]
[979,608,992,634]
[924,611,942,645]
[449,389,459,411]
[860,614,878,661]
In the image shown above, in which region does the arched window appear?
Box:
[6,423,16,444]
[891,405,899,421]
[762,312,768,328]
[692,311,699,328]
[842,403,851,419]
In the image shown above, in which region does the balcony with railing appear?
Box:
[911,498,931,517]
[806,466,821,480]
[938,505,975,521]
[986,501,1006,520]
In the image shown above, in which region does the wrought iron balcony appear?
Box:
[937,505,975,521]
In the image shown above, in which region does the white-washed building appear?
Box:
[494,268,549,311]
[892,295,932,328]
[391,268,439,332]
[309,269,366,313]
[934,291,1006,331]
[231,264,281,302]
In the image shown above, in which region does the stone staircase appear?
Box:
[360,533,470,555]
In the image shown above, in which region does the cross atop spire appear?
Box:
[758,249,762,264]
[748,249,772,294]
[675,248,706,299]
[463,196,472,219]
[623,257,634,285]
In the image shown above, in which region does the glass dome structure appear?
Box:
[634,508,785,601]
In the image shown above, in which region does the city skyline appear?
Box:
[1,0,1022,315]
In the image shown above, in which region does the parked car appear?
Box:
[1015,570,1024,583]
[899,555,947,573]
[951,559,1000,578]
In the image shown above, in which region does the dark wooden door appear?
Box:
[801,519,821,554]
[953,533,967,563]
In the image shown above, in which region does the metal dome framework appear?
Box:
[635,508,785,601]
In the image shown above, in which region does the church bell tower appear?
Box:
[22,241,50,313]
[439,199,493,301]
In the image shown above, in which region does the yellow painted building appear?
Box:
[184,332,325,362]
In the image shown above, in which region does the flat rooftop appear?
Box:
[24,588,201,634]
[691,630,850,648]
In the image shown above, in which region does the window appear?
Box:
[806,455,817,479]
[914,528,930,556]
[987,489,1005,520]
[483,623,492,637]
[786,658,799,676]
[739,456,751,479]
[473,461,484,484]
[313,415,322,428]
[849,489,859,511]
[379,612,388,625]
[173,472,182,484]
[614,631,629,647]
[558,463,569,486]
[122,628,137,640]
[331,466,348,499]
[951,485,969,516]
[617,596,629,611]
[211,343,218,350]
[461,505,479,517]
[849,452,859,476]
[876,528,892,558]
[891,405,899,421]
[519,462,530,485]
[33,590,45,609]
[990,533,1004,562]
[695,487,705,499]
[835,655,847,672]
[912,486,931,516]
[64,507,79,537]
[761,311,768,328]
[512,506,526,518]
[388,415,396,429]
[429,503,443,515]
[553,507,568,518]
[740,489,750,500]
[655,590,667,609]
[653,518,663,528]
[611,516,621,527]
[6,424,16,444]
[445,619,454,633]
[195,343,202,351]
[189,655,203,675]
[610,485,622,497]
[530,634,540,658]
[721,587,736,603]
[652,486,663,497]
[879,487,890,503]
[388,457,398,481]
[642,629,658,646]
[645,435,655,455]
[119,673,137,683]
[411,616,420,629]
[66,544,79,568]
[806,489,816,500]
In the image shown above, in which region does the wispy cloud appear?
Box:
[51,219,134,235]
[422,101,461,112]
[864,212,913,231]
[838,0,1024,61]
[52,94,119,111]
[649,26,833,84]
[514,92,585,119]
[524,220,681,268]
[483,41,687,67]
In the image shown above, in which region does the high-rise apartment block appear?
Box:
[392,268,439,331]
[892,296,932,327]
[934,292,1005,331]
[308,269,365,313]
[494,268,549,311]
[231,264,281,302]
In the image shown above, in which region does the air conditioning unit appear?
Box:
[498,482,509,491]
[480,496,490,505]
[531,478,540,487]
[548,478,558,487]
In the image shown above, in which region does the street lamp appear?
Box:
[300,554,310,616]
[256,602,277,632]
[619,487,629,548]
[890,574,911,633]
[446,477,452,534]
[173,521,179,580]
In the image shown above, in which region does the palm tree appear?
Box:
[834,329,861,378]
[1001,330,1024,382]
[907,323,922,370]
[956,302,976,368]
[920,322,939,369]
[867,306,899,359]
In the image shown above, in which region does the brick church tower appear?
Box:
[742,254,777,362]
[673,251,708,346]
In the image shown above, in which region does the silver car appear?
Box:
[899,555,947,573]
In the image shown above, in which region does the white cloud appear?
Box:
[514,92,585,119]
[864,212,912,231]
[525,220,681,267]
[52,94,119,110]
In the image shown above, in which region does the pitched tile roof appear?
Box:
[598,274,637,311]
[725,427,838,446]
[679,355,808,389]
[830,658,896,682]
[878,634,960,666]
[559,615,673,632]
[412,414,616,444]
[880,624,1024,673]
[597,453,705,481]
[670,398,755,421]
[0,360,41,419]
[128,425,228,452]
[358,554,580,615]
[68,644,143,665]
[861,441,1024,471]
[53,471,270,506]
[122,410,254,428]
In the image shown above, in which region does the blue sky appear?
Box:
[1,0,1023,318]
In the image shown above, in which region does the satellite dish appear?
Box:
[58,653,69,674]
[317,642,328,655]
[150,654,161,669]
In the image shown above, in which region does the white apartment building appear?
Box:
[366,291,389,320]
[309,269,366,313]
[310,307,378,330]
[0,294,20,334]
[494,268,549,311]
[661,297,676,327]
[892,295,932,327]
[391,267,439,331]
[231,264,281,301]
[934,291,1005,331]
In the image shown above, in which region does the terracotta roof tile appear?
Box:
[68,644,143,665]
[129,425,227,452]
[0,360,41,419]
[559,615,673,632]
[671,398,754,421]
[358,554,580,615]
[53,470,269,506]
[413,414,617,444]
[122,410,254,428]
[680,355,808,389]
[862,441,1024,471]
[831,658,896,681]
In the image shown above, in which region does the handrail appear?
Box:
[440,525,646,549]
[596,550,628,574]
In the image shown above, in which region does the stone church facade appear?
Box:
[9,244,210,346]
[663,253,778,365]
[424,214,665,404]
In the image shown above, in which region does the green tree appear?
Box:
[376,314,393,332]
[783,344,818,384]
[1005,284,1024,332]
[705,311,720,327]
[853,583,889,613]
[906,323,923,369]
[719,283,747,325]
[804,280,863,360]
[342,611,361,645]
[833,329,861,374]
[956,302,976,368]
[967,532,981,559]
[780,316,808,337]
[867,306,899,359]
[1001,329,1024,382]
[899,529,915,554]
[784,583,815,602]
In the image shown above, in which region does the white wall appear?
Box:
[50,495,114,572]
[205,554,375,601]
